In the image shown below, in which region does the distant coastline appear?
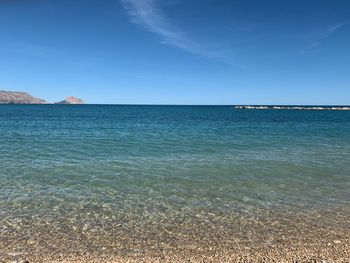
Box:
[0,90,84,104]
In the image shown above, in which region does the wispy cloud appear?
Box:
[120,0,230,63]
[305,21,350,50]
[328,21,350,34]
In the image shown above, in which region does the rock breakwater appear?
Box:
[235,105,350,110]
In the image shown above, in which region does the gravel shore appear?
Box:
[1,208,349,263]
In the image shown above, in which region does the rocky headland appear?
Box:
[0,90,84,104]
[0,90,47,104]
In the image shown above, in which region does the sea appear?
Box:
[0,105,349,260]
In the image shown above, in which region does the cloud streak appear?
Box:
[306,21,350,50]
[120,0,218,59]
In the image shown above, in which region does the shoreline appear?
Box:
[2,206,349,263]
[3,245,350,263]
[2,235,349,262]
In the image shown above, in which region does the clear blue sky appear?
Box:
[1,0,350,105]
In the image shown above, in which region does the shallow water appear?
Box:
[1,105,350,260]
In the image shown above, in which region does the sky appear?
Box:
[0,0,350,105]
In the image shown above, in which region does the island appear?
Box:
[55,96,85,105]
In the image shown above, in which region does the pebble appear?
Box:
[333,240,341,244]
[26,240,36,245]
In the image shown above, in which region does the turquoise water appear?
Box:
[1,105,350,258]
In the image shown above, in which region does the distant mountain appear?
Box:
[55,96,85,104]
[0,90,47,104]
